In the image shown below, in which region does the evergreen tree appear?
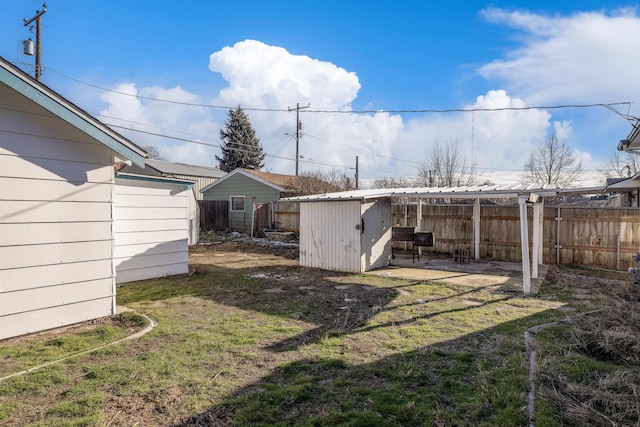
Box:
[216,106,265,172]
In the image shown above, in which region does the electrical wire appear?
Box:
[44,65,639,119]
[105,123,354,170]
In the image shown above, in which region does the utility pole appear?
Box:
[23,3,47,82]
[288,102,310,176]
[355,156,359,189]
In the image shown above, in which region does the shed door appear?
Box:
[360,198,392,271]
[299,201,361,273]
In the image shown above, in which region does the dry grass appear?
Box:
[537,266,640,427]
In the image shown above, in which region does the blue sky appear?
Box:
[2,1,639,186]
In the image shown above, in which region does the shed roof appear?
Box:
[284,183,604,202]
[0,57,146,167]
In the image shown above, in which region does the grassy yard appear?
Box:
[0,239,636,426]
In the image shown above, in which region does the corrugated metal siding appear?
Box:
[114,178,189,283]
[299,201,361,273]
[202,173,280,233]
[168,174,216,200]
[0,86,115,340]
[360,199,393,271]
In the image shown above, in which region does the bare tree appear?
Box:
[142,145,164,160]
[284,168,353,196]
[522,134,583,187]
[372,176,412,189]
[600,148,640,179]
[416,139,476,187]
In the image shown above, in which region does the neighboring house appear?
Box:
[605,173,640,208]
[114,173,195,283]
[200,168,338,235]
[0,57,146,340]
[120,158,225,200]
[618,121,640,155]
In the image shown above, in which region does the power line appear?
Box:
[43,65,639,119]
[105,123,354,171]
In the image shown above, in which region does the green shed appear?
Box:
[200,168,290,234]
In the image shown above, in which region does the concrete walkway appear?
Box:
[366,252,545,294]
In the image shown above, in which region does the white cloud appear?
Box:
[396,90,556,184]
[96,39,571,186]
[208,40,404,176]
[99,83,221,166]
[479,7,640,105]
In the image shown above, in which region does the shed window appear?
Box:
[230,196,245,212]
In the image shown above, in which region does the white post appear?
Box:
[473,198,480,260]
[518,196,531,295]
[538,199,544,265]
[417,198,423,256]
[532,201,541,279]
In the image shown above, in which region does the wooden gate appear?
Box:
[198,200,229,231]
[253,203,270,237]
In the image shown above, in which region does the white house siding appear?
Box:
[360,198,393,272]
[0,87,116,340]
[113,178,190,283]
[299,201,362,273]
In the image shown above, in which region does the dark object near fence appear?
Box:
[391,226,415,259]
[391,227,434,262]
[454,248,471,264]
[631,252,640,284]
[412,231,434,262]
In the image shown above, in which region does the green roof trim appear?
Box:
[116,172,195,188]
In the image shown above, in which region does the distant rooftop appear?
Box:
[145,159,225,178]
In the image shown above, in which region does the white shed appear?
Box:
[0,57,146,340]
[114,173,194,283]
[298,198,392,273]
[285,184,600,293]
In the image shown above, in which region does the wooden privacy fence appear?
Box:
[392,204,640,270]
[273,201,300,232]
[198,200,229,231]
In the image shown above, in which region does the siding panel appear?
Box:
[0,222,112,246]
[0,298,113,341]
[0,240,112,269]
[1,200,112,223]
[0,260,113,293]
[0,177,112,202]
[1,279,113,316]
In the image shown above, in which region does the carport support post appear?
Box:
[473,198,480,260]
[531,200,543,279]
[518,195,532,294]
[417,197,423,257]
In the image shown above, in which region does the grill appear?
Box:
[391,226,415,259]
[413,231,434,262]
